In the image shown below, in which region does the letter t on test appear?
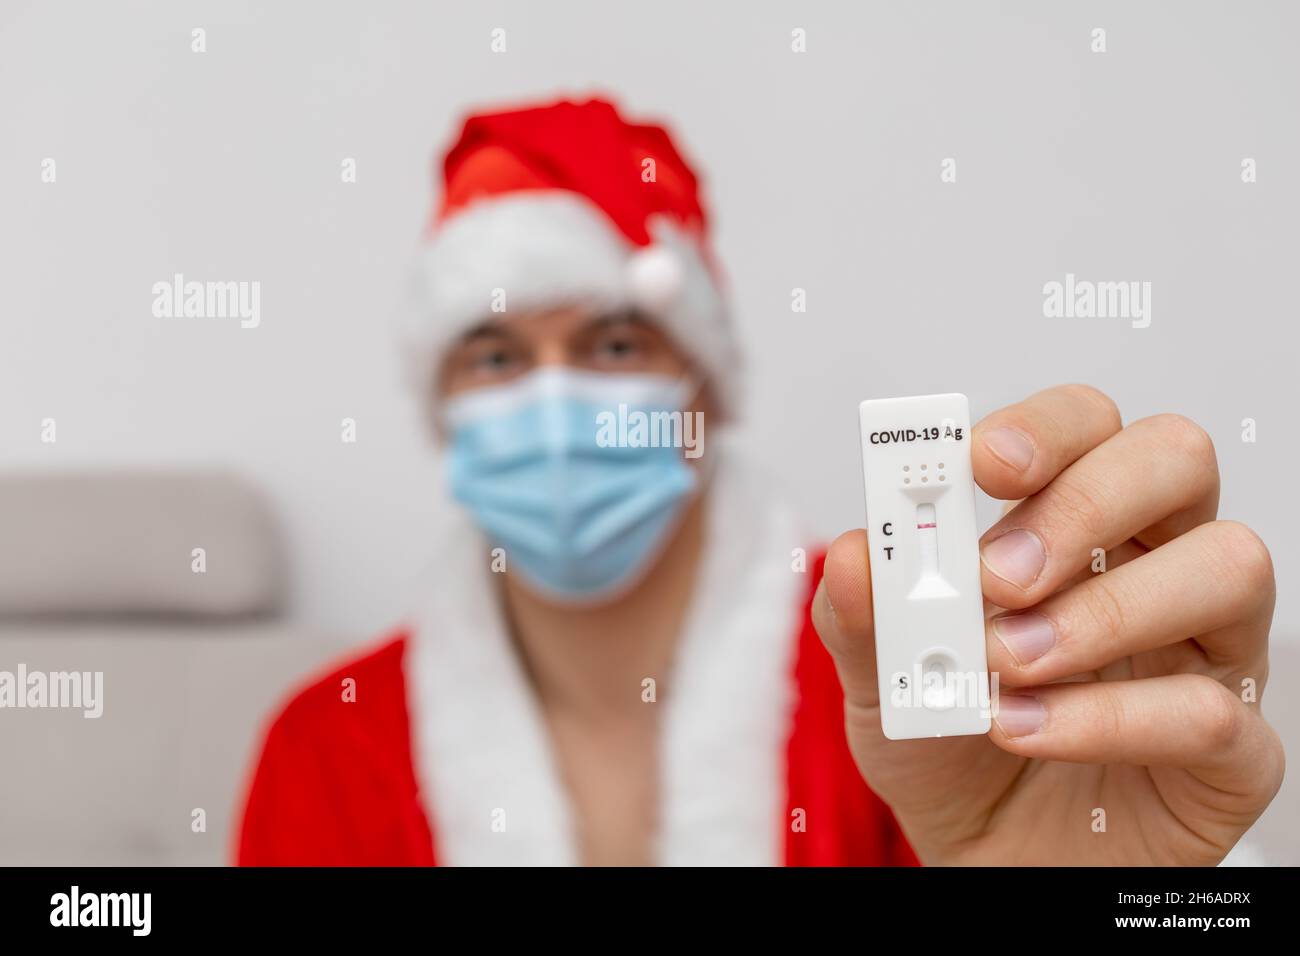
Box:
[858,394,991,740]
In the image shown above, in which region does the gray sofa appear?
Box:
[0,471,351,865]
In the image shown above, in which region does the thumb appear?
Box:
[812,530,880,711]
[813,529,1006,857]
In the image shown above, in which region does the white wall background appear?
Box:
[2,0,1297,641]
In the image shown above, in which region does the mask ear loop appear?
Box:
[673,372,719,486]
[674,372,702,411]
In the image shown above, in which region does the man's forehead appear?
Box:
[457,309,648,343]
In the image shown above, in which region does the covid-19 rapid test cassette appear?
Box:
[858,394,992,740]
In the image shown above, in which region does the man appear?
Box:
[237,98,1282,866]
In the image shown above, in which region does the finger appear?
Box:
[979,414,1220,609]
[996,499,1151,599]
[1054,539,1148,593]
[972,384,1122,501]
[989,675,1285,802]
[811,530,879,710]
[987,521,1275,687]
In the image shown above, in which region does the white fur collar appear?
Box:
[405,439,807,865]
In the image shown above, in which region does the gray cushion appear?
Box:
[0,470,285,619]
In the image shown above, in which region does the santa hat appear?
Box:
[408,98,740,417]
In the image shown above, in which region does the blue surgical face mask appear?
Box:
[443,366,700,603]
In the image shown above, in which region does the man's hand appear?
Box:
[812,384,1284,865]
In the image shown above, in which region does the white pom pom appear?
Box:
[626,245,684,314]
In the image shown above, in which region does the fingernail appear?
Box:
[981,529,1046,589]
[992,612,1056,665]
[995,695,1047,738]
[983,427,1035,472]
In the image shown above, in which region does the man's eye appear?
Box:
[473,349,515,370]
[598,336,640,359]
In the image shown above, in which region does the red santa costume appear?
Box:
[236,98,917,867]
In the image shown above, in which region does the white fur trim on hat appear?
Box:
[404,191,741,417]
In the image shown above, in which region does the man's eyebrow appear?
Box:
[456,321,511,344]
[586,309,653,332]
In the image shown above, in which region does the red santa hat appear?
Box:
[409,97,740,416]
